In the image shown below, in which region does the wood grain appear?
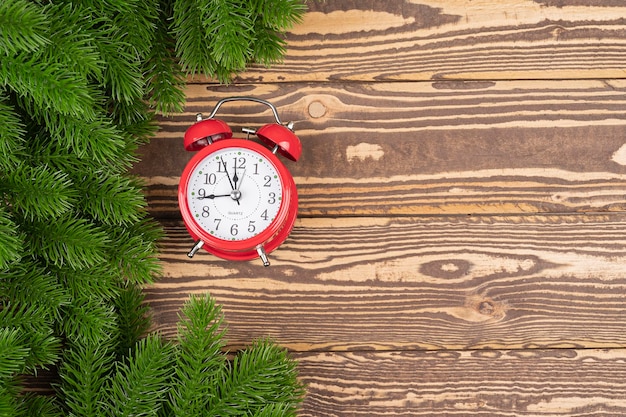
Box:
[144,214,626,352]
[295,349,626,416]
[135,80,626,217]
[190,0,626,83]
[136,1,626,414]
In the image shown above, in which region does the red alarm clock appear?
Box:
[178,97,301,266]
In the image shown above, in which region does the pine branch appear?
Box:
[0,0,48,55]
[58,337,117,417]
[0,207,23,270]
[21,215,109,271]
[1,261,69,323]
[41,2,103,81]
[15,394,62,417]
[208,339,305,416]
[0,54,96,119]
[115,283,152,356]
[75,172,147,227]
[0,328,30,380]
[5,164,77,222]
[60,298,118,346]
[106,335,174,417]
[0,95,26,170]
[105,218,164,285]
[170,294,227,416]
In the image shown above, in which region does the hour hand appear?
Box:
[197,193,230,199]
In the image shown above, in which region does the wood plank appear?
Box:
[144,214,626,352]
[135,80,626,217]
[295,349,626,416]
[193,0,626,83]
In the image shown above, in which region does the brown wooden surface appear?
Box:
[135,1,626,415]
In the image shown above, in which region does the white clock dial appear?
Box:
[186,147,283,241]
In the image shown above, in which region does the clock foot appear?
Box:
[187,240,204,258]
[256,245,270,267]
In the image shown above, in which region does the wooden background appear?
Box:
[133,1,626,415]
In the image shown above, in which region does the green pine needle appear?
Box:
[0,328,30,380]
[58,337,117,417]
[0,0,48,55]
[208,339,305,416]
[170,294,227,416]
[23,216,110,270]
[0,207,23,269]
[115,283,153,356]
[0,96,26,170]
[106,335,174,417]
[6,164,77,221]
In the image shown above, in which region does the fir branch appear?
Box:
[15,394,62,417]
[114,283,152,356]
[0,0,48,55]
[58,337,117,417]
[0,305,60,373]
[41,2,104,80]
[145,2,186,115]
[106,335,174,417]
[76,173,147,227]
[0,328,30,380]
[105,218,164,285]
[0,95,26,170]
[92,19,145,104]
[1,261,70,323]
[0,207,23,270]
[171,0,219,77]
[0,54,96,119]
[5,164,77,222]
[23,216,110,271]
[61,298,118,346]
[253,0,306,30]
[55,264,122,302]
[40,111,133,172]
[170,294,227,416]
[204,0,254,75]
[208,339,305,416]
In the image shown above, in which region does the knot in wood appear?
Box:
[308,101,327,118]
[478,301,495,316]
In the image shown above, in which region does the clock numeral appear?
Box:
[260,209,268,221]
[230,223,239,236]
[253,163,259,175]
[213,218,221,230]
[268,192,276,204]
[202,206,210,217]
[248,221,256,233]
[198,188,206,198]
[232,157,246,169]
[263,175,271,187]
[204,173,216,184]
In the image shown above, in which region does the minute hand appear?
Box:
[219,157,240,206]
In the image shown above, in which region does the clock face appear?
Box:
[185,146,284,242]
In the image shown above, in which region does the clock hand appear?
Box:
[197,193,230,199]
[220,157,240,205]
[235,169,245,191]
[233,170,239,190]
[220,157,235,189]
